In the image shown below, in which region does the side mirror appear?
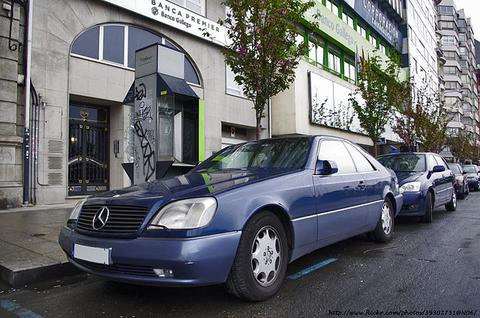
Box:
[316,160,338,175]
[432,165,445,173]
[462,171,467,175]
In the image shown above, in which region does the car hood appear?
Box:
[465,173,478,178]
[87,168,296,206]
[395,171,424,185]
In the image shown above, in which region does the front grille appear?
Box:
[74,259,156,277]
[77,205,150,235]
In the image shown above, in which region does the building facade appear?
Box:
[0,0,267,208]
[437,0,480,139]
[271,0,406,150]
[404,0,438,98]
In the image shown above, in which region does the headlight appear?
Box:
[68,199,86,221]
[399,182,422,194]
[148,197,217,230]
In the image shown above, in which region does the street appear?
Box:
[1,193,480,318]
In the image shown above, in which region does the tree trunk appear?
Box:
[255,114,262,140]
[374,142,378,157]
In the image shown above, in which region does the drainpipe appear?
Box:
[23,0,33,205]
[268,98,272,138]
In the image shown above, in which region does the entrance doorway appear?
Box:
[68,104,109,196]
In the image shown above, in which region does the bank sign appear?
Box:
[101,0,226,46]
[344,0,401,50]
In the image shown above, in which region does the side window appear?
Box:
[344,142,375,172]
[318,140,356,174]
[434,155,447,168]
[426,155,437,170]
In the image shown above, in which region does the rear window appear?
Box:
[378,154,426,172]
[463,165,477,173]
[449,164,461,174]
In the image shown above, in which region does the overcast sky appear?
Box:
[454,0,480,40]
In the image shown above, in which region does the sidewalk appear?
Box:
[0,207,80,287]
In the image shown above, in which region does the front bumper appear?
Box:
[59,227,241,286]
[467,179,479,188]
[399,191,425,216]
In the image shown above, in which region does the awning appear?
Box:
[123,74,198,106]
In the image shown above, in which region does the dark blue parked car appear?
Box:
[378,153,456,223]
[59,136,402,301]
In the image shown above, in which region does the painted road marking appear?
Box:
[287,258,338,280]
[0,299,43,318]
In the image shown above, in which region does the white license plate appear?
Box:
[73,244,112,265]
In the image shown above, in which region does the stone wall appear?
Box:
[0,0,24,208]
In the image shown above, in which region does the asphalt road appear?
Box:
[1,193,480,318]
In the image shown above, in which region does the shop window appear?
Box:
[72,27,99,59]
[103,25,125,64]
[128,27,162,68]
[71,24,201,86]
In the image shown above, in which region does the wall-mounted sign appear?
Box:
[309,72,361,133]
[345,0,402,50]
[101,0,226,46]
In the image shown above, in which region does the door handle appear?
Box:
[357,181,366,190]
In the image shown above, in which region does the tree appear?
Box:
[394,83,449,153]
[447,130,475,162]
[220,0,315,139]
[349,54,409,155]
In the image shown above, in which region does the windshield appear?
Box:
[193,138,312,173]
[449,164,462,174]
[378,154,426,172]
[463,165,477,173]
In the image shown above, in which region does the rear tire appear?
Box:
[445,191,457,212]
[368,199,394,243]
[422,192,433,223]
[226,211,288,302]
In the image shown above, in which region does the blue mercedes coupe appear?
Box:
[59,136,402,301]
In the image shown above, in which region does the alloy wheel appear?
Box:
[381,202,392,235]
[251,226,282,287]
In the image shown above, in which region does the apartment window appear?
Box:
[412,58,418,74]
[441,36,457,46]
[440,21,454,29]
[369,33,378,48]
[309,41,324,66]
[444,66,457,75]
[328,51,341,73]
[344,60,356,81]
[459,34,466,42]
[357,25,367,39]
[325,0,339,16]
[445,81,458,89]
[342,12,354,29]
[379,43,386,55]
[169,0,205,15]
[438,6,454,15]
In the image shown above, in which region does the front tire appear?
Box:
[422,191,433,223]
[368,199,394,243]
[445,191,457,212]
[226,211,288,302]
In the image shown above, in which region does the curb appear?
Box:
[0,262,82,287]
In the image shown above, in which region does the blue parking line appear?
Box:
[287,258,338,280]
[0,299,43,318]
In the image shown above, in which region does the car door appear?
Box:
[343,142,383,225]
[435,155,454,204]
[314,139,367,243]
[426,154,445,204]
